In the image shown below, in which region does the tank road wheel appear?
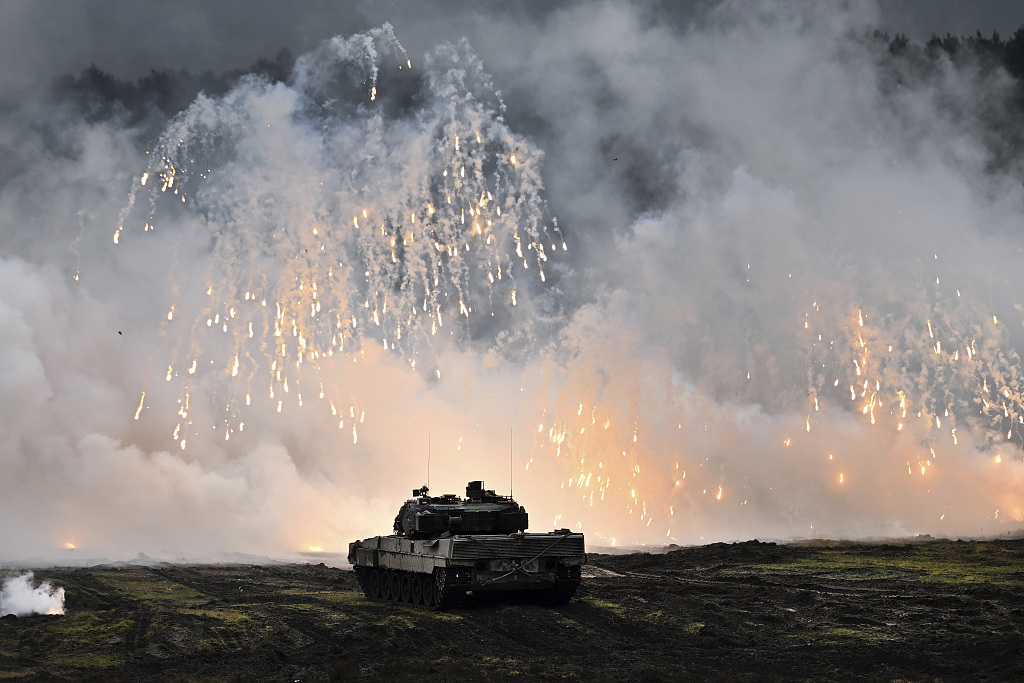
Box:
[389,571,402,603]
[380,570,393,601]
[411,574,424,604]
[368,569,382,600]
[400,573,413,603]
[421,574,435,607]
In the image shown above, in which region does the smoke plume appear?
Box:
[1,1,1023,560]
[0,573,65,616]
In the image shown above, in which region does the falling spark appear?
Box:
[115,28,560,455]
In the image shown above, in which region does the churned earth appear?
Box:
[2,538,1023,681]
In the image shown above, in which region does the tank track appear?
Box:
[352,566,464,609]
[353,566,373,598]
[352,566,578,608]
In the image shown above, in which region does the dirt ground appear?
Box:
[2,538,1023,681]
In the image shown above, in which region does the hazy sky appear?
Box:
[878,0,1024,40]
[2,1,1024,562]
[1,1,1023,96]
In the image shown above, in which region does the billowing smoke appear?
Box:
[1,1,1023,560]
[0,573,65,616]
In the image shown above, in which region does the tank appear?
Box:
[348,481,585,608]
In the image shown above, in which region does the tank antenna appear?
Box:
[427,431,431,490]
[510,427,513,498]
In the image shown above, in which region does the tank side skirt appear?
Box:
[354,535,457,575]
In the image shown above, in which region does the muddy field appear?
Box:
[2,538,1023,681]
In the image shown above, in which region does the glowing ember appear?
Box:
[118,26,562,455]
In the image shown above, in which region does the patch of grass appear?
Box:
[94,570,206,605]
[742,542,1024,586]
[17,628,41,645]
[682,622,704,635]
[180,608,250,625]
[0,624,23,659]
[282,587,373,607]
[378,614,416,630]
[427,611,462,622]
[49,613,134,643]
[581,597,626,615]
[317,591,376,607]
[784,626,886,645]
[278,602,351,628]
[195,627,253,656]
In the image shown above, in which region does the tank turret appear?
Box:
[393,481,529,539]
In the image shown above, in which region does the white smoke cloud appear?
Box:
[498,2,1024,544]
[0,572,65,616]
[1,1,1023,562]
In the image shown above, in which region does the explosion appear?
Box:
[2,3,1024,560]
[117,25,562,457]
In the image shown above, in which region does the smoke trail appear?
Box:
[0,573,65,616]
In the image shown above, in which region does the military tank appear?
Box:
[348,480,585,608]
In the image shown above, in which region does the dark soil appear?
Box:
[2,538,1023,681]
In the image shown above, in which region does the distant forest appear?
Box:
[886,27,1024,73]
[51,27,1024,173]
[53,48,297,127]
[874,28,1024,172]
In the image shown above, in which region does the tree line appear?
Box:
[49,26,1024,176]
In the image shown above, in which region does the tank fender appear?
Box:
[352,546,378,567]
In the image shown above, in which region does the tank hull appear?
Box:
[348,531,585,608]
